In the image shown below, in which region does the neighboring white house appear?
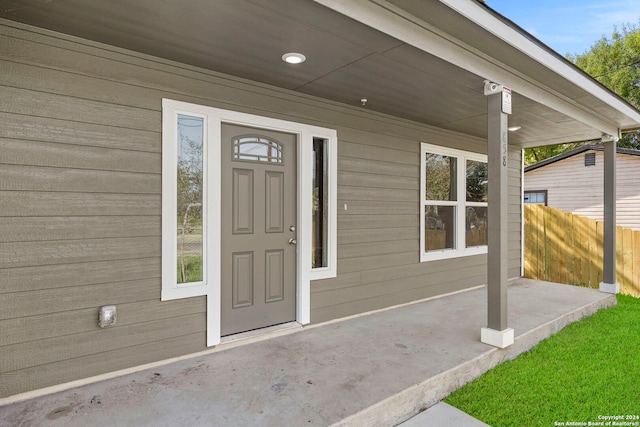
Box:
[524,145,640,230]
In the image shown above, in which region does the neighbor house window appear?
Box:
[420,143,488,261]
[524,190,547,205]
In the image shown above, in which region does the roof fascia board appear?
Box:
[524,145,595,172]
[524,145,640,172]
[441,0,640,127]
[312,0,620,137]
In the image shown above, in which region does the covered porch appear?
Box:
[0,279,615,426]
[1,0,637,348]
[2,0,640,400]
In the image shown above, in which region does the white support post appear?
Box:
[481,81,514,348]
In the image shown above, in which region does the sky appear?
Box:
[485,0,640,56]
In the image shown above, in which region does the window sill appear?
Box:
[420,246,487,262]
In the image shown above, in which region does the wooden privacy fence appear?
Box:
[524,204,640,297]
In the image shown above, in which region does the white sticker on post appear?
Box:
[502,86,512,115]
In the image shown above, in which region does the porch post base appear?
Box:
[599,282,620,294]
[481,327,514,348]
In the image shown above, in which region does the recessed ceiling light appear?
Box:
[508,126,522,132]
[282,53,306,64]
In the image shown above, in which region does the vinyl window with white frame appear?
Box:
[420,143,488,262]
[162,103,217,301]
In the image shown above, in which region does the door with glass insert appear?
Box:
[220,124,297,336]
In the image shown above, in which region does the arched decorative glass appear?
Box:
[233,135,284,163]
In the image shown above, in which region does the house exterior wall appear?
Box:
[524,150,640,230]
[0,21,522,397]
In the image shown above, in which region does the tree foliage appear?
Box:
[569,23,640,109]
[524,142,585,166]
[525,23,640,165]
[570,23,640,151]
[177,126,203,229]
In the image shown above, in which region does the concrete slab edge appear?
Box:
[331,293,617,427]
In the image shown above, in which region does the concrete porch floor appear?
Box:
[0,279,616,427]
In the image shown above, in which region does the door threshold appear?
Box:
[220,322,302,345]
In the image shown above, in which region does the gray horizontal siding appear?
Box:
[0,20,522,397]
[0,138,160,172]
[0,191,160,217]
[0,112,159,152]
[0,237,160,269]
[2,258,161,293]
[0,333,205,398]
[0,164,159,193]
[0,216,159,243]
[1,298,204,347]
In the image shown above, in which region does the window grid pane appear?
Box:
[424,205,456,251]
[465,205,488,247]
[466,160,488,202]
[425,153,457,201]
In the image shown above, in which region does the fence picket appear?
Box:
[596,220,604,285]
[623,228,633,292]
[536,206,546,280]
[616,226,624,291]
[587,218,599,287]
[523,204,639,297]
[563,211,574,285]
[633,230,640,296]
[523,209,536,277]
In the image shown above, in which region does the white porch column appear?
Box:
[600,136,620,294]
[481,81,514,348]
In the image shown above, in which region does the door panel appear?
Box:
[265,249,285,303]
[265,171,284,233]
[221,124,297,336]
[232,252,254,309]
[232,168,254,234]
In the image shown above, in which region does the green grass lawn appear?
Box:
[177,255,203,283]
[445,294,640,427]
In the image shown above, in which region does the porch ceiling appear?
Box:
[2,0,639,148]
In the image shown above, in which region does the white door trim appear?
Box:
[208,108,338,345]
[162,99,337,346]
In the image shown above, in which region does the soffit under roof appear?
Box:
[1,0,637,148]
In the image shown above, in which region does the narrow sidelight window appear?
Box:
[177,114,204,283]
[312,137,328,268]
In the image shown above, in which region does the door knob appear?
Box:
[288,238,297,245]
